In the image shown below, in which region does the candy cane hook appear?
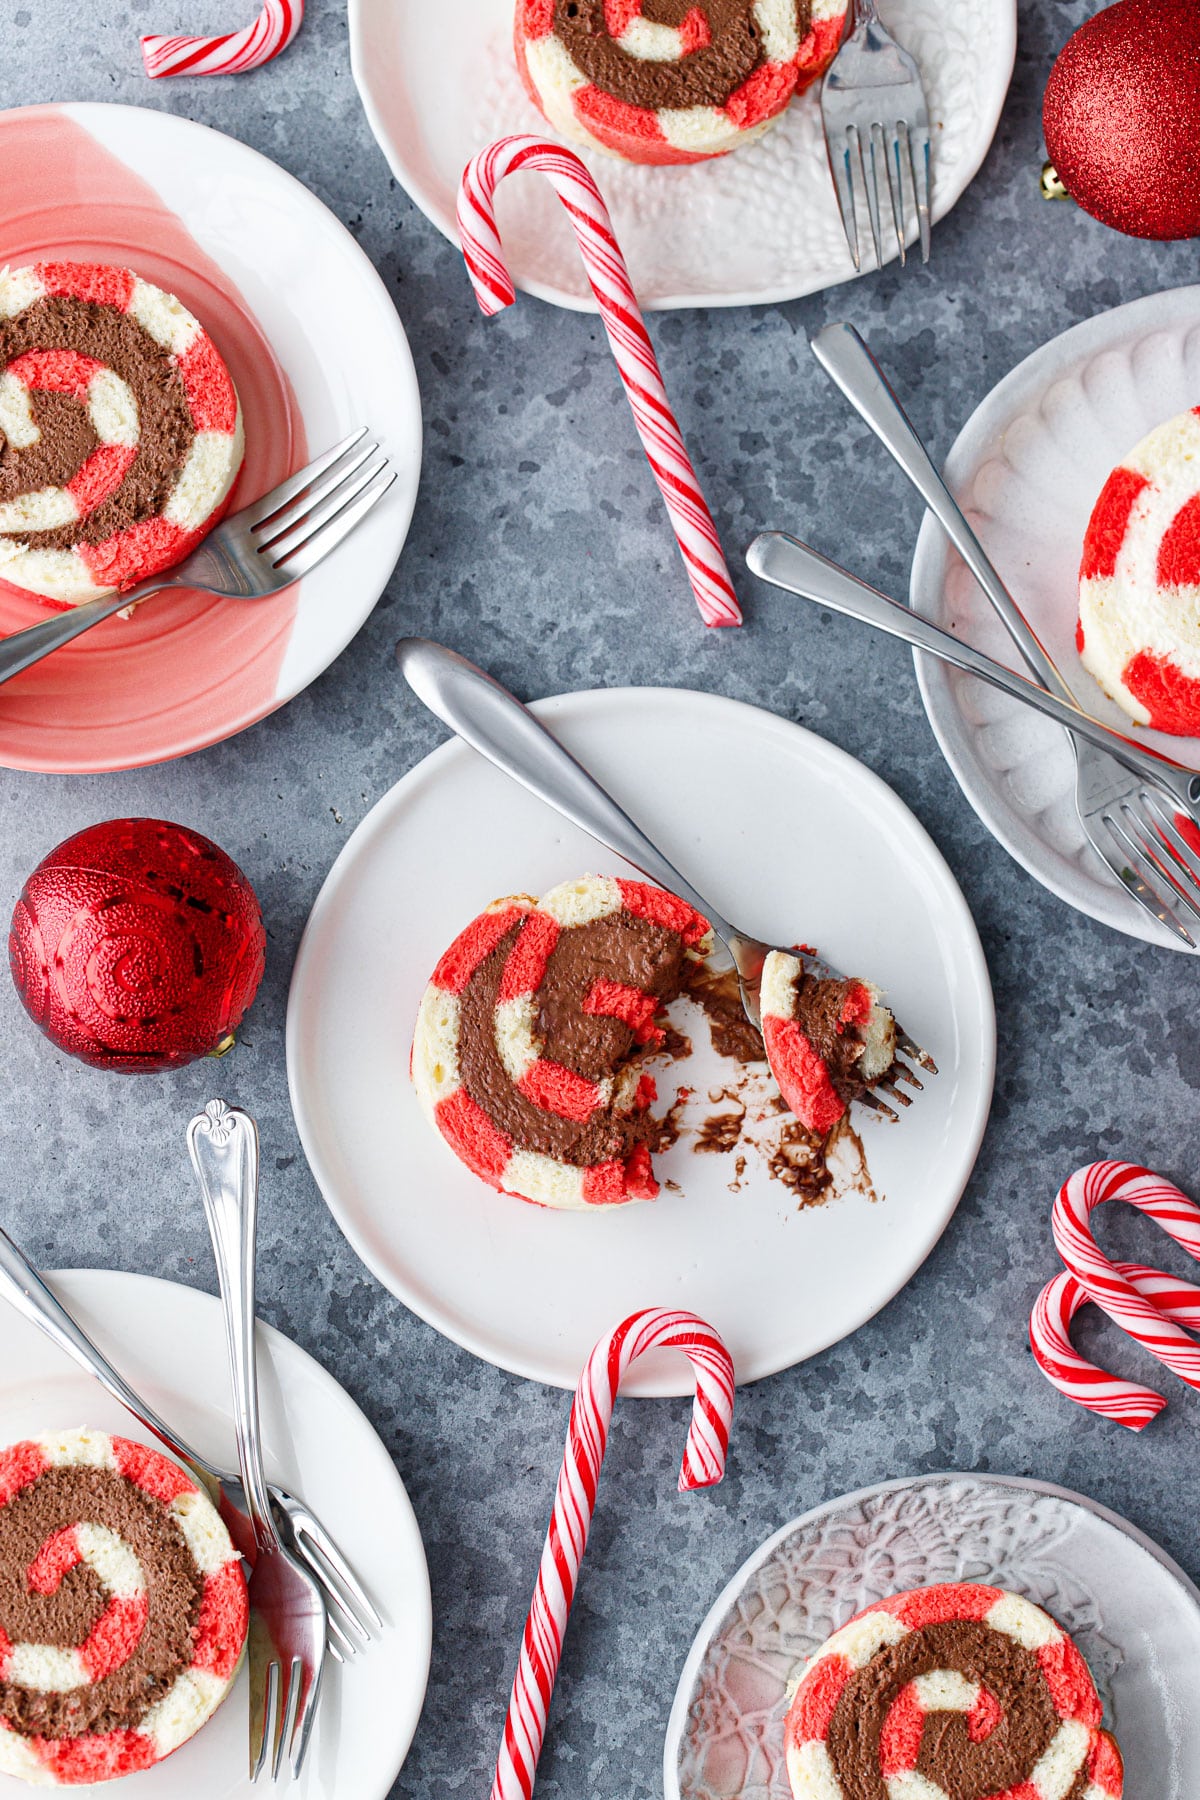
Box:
[492,1307,735,1800]
[457,136,741,630]
[141,0,303,77]
[1030,1160,1200,1428]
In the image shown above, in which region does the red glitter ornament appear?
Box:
[1043,0,1200,241]
[8,819,265,1073]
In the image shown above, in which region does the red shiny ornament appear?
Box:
[1044,0,1200,240]
[8,819,265,1073]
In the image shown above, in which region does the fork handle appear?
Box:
[748,532,1200,804]
[0,579,169,686]
[188,1101,278,1552]
[810,323,1077,704]
[396,640,741,943]
[0,1222,221,1480]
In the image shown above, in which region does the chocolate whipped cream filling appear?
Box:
[0,1467,204,1739]
[789,969,874,1101]
[826,1620,1088,1800]
[553,0,811,110]
[458,910,690,1165]
[0,295,194,549]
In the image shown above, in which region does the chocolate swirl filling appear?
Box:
[0,1467,204,1741]
[552,0,812,110]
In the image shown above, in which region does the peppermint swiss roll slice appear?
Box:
[0,1427,247,1786]
[786,1582,1124,1800]
[760,949,895,1134]
[1077,407,1200,735]
[514,0,847,165]
[411,875,711,1209]
[0,262,244,605]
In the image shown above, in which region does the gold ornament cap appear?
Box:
[1040,160,1069,201]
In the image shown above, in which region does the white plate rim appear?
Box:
[662,1467,1200,1800]
[347,0,1017,314]
[5,99,423,772]
[909,283,1200,952]
[11,1266,433,1799]
[286,685,996,1393]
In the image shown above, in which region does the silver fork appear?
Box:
[0,1220,378,1663]
[811,321,1200,948]
[820,0,931,270]
[190,1101,326,1784]
[395,638,935,1119]
[0,427,395,687]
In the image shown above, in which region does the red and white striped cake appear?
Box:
[0,1427,247,1786]
[760,948,895,1134]
[0,262,244,605]
[786,1582,1123,1800]
[411,874,711,1209]
[1077,407,1200,736]
[514,0,847,165]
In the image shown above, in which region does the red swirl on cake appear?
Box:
[786,1582,1123,1800]
[0,262,243,605]
[411,874,710,1208]
[1077,407,1200,736]
[760,948,895,1133]
[514,0,847,165]
[0,1428,247,1787]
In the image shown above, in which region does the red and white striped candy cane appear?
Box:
[1029,1160,1200,1428]
[457,136,741,630]
[141,0,302,76]
[492,1307,734,1800]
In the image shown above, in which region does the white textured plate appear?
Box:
[0,1270,431,1799]
[286,687,994,1394]
[665,1471,1200,1800]
[348,0,1015,311]
[910,286,1200,951]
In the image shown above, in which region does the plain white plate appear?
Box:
[665,1471,1200,1800]
[0,1270,431,1799]
[910,285,1200,952]
[349,0,1016,311]
[286,687,995,1394]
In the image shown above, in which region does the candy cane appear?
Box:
[457,136,741,630]
[492,1307,734,1800]
[141,0,302,77]
[1029,1160,1200,1428]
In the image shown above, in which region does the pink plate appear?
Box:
[0,104,421,773]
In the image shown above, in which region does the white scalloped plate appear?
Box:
[665,1471,1200,1800]
[349,0,1015,311]
[910,286,1200,951]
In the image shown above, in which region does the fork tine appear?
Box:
[1138,789,1200,885]
[859,1088,898,1121]
[893,1060,924,1090]
[896,1029,937,1073]
[276,468,396,580]
[857,125,884,268]
[272,1657,302,1783]
[255,441,379,546]
[247,428,368,528]
[293,1518,382,1637]
[265,454,388,563]
[325,1609,355,1663]
[1116,799,1200,922]
[1099,812,1200,942]
[879,123,906,266]
[251,1656,280,1783]
[877,1077,912,1108]
[828,127,861,269]
[909,124,932,263]
[289,1653,325,1781]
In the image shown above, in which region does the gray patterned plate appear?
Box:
[664,1472,1200,1799]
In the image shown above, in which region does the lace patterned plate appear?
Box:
[665,1472,1200,1799]
[910,286,1200,952]
[348,0,1015,311]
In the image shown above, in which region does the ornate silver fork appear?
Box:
[820,0,931,269]
[811,321,1200,948]
[0,428,395,687]
[396,638,935,1119]
[190,1102,326,1783]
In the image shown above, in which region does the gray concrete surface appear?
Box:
[1,4,1198,1794]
